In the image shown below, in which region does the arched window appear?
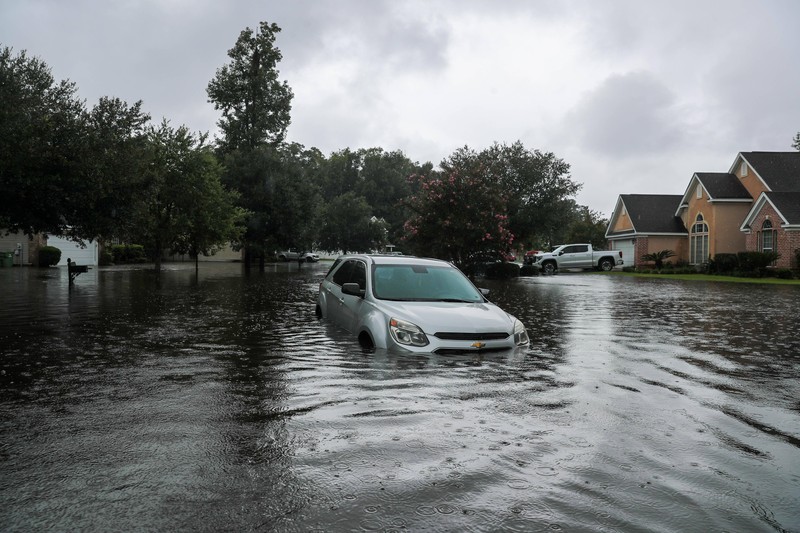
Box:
[690,213,709,264]
[759,219,777,253]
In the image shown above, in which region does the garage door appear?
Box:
[47,236,98,266]
[610,239,635,267]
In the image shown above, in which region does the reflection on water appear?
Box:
[1,264,799,531]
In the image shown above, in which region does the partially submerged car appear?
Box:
[316,254,530,354]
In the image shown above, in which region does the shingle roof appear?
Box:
[741,152,800,192]
[695,173,752,199]
[614,194,686,235]
[766,192,800,225]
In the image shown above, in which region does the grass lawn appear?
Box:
[607,270,800,285]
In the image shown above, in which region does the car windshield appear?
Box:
[372,264,483,302]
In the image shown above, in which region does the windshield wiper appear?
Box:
[435,298,480,303]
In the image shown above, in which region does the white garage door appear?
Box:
[611,239,635,266]
[47,236,98,266]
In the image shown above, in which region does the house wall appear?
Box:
[612,209,634,232]
[744,203,800,269]
[0,231,44,266]
[734,160,770,199]
[648,236,686,261]
[712,203,750,256]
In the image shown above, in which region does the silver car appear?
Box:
[316,254,530,354]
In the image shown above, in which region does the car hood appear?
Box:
[375,300,516,333]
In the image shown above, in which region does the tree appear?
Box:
[478,141,581,248]
[130,121,241,272]
[207,21,294,268]
[403,148,513,267]
[561,204,609,249]
[0,47,86,236]
[318,192,385,253]
[71,97,150,240]
[171,146,248,272]
[207,21,293,154]
[793,132,800,151]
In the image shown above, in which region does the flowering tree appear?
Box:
[402,149,514,267]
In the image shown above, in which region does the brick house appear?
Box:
[606,151,800,269]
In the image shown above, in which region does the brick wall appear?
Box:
[744,203,800,269]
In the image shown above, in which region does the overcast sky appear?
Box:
[3,0,799,216]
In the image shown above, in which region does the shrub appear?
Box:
[737,251,779,275]
[38,245,62,267]
[110,244,147,263]
[640,249,676,269]
[484,261,520,279]
[776,268,794,280]
[99,250,113,266]
[795,249,800,270]
[708,253,738,274]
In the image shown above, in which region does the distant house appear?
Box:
[606,152,800,269]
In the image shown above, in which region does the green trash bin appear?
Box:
[0,251,13,268]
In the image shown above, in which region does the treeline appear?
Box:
[1,22,607,272]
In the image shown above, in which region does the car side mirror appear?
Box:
[479,288,490,297]
[342,283,364,297]
[558,251,564,256]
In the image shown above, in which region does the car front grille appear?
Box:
[433,332,510,341]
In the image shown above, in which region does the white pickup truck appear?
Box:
[530,244,623,274]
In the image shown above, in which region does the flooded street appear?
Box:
[1,263,799,532]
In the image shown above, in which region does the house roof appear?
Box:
[738,152,800,192]
[767,192,800,225]
[607,194,686,238]
[694,173,752,199]
[740,191,800,230]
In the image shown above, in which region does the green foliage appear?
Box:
[38,246,61,267]
[795,248,800,270]
[484,261,521,279]
[478,141,581,247]
[402,148,514,268]
[110,244,146,263]
[561,204,609,248]
[0,47,86,235]
[707,251,779,277]
[793,131,800,151]
[318,192,385,253]
[125,121,242,271]
[99,250,113,266]
[776,268,794,280]
[707,253,738,274]
[640,249,676,269]
[207,21,293,153]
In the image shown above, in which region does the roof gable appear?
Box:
[607,194,686,237]
[740,191,800,230]
[736,152,800,192]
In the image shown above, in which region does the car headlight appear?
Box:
[513,319,530,346]
[389,318,429,347]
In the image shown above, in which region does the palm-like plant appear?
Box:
[641,249,676,269]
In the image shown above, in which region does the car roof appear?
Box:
[336,254,453,267]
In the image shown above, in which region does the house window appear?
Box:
[696,183,703,199]
[759,219,777,254]
[740,162,748,177]
[690,213,709,264]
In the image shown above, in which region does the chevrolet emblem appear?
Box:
[471,342,486,349]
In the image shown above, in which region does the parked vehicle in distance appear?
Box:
[276,249,319,262]
[523,250,540,265]
[316,254,530,353]
[530,244,623,274]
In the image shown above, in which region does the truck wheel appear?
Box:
[542,261,557,275]
[599,258,613,271]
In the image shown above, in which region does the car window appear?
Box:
[575,245,588,253]
[331,260,355,286]
[372,264,482,302]
[352,261,367,290]
[325,258,342,279]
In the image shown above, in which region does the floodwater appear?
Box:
[1,263,798,532]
